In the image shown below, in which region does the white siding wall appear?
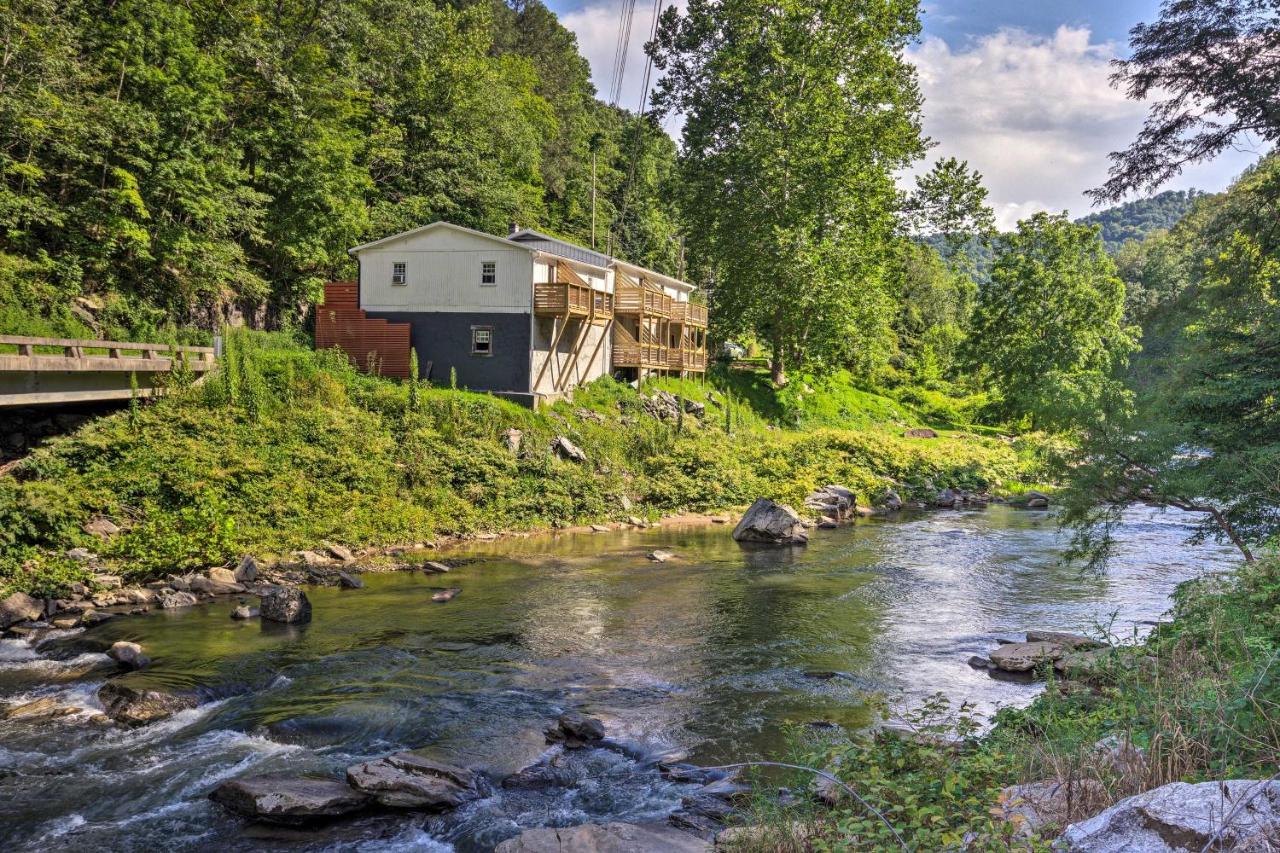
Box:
[357,227,534,312]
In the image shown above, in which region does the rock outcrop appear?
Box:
[997,779,1108,837]
[260,587,312,624]
[97,682,197,726]
[345,752,479,809]
[210,774,370,825]
[495,822,710,853]
[732,499,808,545]
[0,591,43,629]
[552,436,587,463]
[803,485,856,521]
[1060,780,1280,852]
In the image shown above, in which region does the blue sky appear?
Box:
[547,0,1265,227]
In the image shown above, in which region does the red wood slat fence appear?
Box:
[315,281,411,379]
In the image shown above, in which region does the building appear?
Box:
[316,221,707,406]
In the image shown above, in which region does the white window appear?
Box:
[480,260,497,285]
[471,326,493,356]
[391,261,407,285]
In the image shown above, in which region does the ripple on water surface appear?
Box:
[0,505,1238,851]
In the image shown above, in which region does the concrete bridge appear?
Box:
[0,335,216,407]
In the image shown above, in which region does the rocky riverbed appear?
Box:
[0,504,1239,850]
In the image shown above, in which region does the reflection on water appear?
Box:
[0,505,1238,851]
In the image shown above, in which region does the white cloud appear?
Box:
[555,8,1261,228]
[907,26,1258,229]
[562,0,686,126]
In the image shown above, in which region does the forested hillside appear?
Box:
[1075,188,1205,251]
[0,0,679,338]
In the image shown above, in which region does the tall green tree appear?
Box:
[649,0,926,384]
[1059,154,1280,565]
[970,213,1137,429]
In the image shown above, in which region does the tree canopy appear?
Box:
[969,213,1136,430]
[0,0,682,334]
[1092,0,1280,202]
[649,0,927,384]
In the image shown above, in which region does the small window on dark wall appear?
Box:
[472,326,493,356]
[391,261,407,285]
[480,260,497,285]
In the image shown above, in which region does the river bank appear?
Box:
[0,504,1239,851]
[0,332,1043,600]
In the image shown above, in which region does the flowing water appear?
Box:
[0,505,1239,851]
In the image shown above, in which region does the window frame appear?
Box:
[471,325,494,357]
[480,260,497,286]
[390,261,408,286]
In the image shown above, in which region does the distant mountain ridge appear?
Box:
[919,189,1207,280]
[1075,189,1205,251]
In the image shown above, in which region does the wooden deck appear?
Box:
[0,335,215,406]
[534,281,613,321]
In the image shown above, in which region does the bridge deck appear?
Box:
[0,335,215,407]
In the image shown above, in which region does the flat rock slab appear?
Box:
[1061,780,1280,852]
[989,641,1063,672]
[210,774,370,825]
[345,751,479,809]
[495,822,710,852]
[1026,630,1107,650]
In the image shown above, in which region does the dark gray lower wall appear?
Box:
[364,311,530,393]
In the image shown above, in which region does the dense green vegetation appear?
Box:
[0,331,1039,596]
[0,0,680,337]
[1075,189,1204,252]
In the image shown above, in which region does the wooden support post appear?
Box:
[532,317,569,393]
[557,316,594,393]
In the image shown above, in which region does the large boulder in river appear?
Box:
[97,681,197,726]
[732,499,808,545]
[210,774,370,825]
[345,751,479,809]
[803,485,856,521]
[988,641,1063,673]
[260,587,312,624]
[0,591,44,629]
[1060,780,1280,852]
[495,822,710,853]
[107,640,151,670]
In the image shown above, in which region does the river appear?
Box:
[0,505,1238,851]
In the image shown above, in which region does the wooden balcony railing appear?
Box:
[614,284,672,318]
[671,301,708,327]
[612,325,667,368]
[534,281,613,320]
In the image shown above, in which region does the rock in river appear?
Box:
[260,587,312,624]
[210,774,370,825]
[495,822,709,853]
[1026,630,1106,650]
[546,710,606,747]
[97,682,197,726]
[732,499,808,545]
[432,588,461,603]
[345,752,479,809]
[1060,779,1280,852]
[988,641,1063,673]
[107,640,151,670]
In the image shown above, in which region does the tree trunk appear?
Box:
[770,344,786,386]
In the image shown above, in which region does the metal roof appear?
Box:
[507,229,614,269]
